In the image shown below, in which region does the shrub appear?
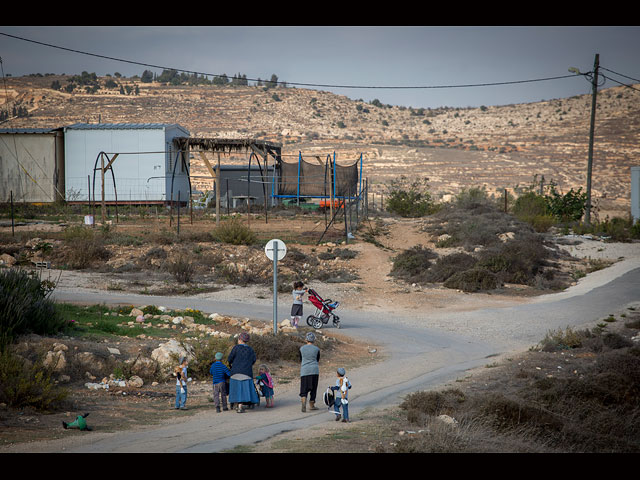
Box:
[390,246,438,284]
[538,327,586,351]
[443,267,498,292]
[62,226,110,269]
[386,176,434,218]
[0,349,69,411]
[545,185,587,222]
[0,269,66,350]
[212,219,257,245]
[167,253,195,283]
[477,234,549,285]
[425,253,477,283]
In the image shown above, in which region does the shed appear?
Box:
[63,123,190,204]
[0,128,65,203]
[210,165,275,208]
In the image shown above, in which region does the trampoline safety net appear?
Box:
[279,158,358,197]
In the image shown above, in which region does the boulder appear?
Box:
[0,253,16,266]
[130,308,144,317]
[129,356,158,377]
[127,375,144,388]
[43,350,66,371]
[151,339,191,367]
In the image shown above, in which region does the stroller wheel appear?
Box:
[311,317,323,329]
[333,316,340,328]
[306,315,316,327]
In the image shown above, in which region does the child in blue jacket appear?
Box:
[209,352,231,412]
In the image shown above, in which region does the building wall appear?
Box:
[0,131,63,203]
[64,124,189,203]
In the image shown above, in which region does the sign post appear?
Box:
[264,239,287,334]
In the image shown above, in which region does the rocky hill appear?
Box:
[1,73,639,217]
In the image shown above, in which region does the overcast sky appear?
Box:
[1,26,638,109]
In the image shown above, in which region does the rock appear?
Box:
[107,347,121,355]
[129,356,157,377]
[135,315,145,323]
[498,232,515,242]
[0,253,16,266]
[58,375,71,383]
[151,339,191,367]
[43,350,66,371]
[52,342,68,352]
[280,319,292,328]
[182,316,195,326]
[437,414,458,426]
[77,352,105,372]
[130,308,144,317]
[172,316,184,325]
[127,376,144,388]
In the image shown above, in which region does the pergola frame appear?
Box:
[174,137,282,224]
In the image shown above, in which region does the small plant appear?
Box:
[211,219,257,245]
[167,253,195,283]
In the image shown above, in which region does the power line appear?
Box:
[600,67,640,84]
[0,31,585,91]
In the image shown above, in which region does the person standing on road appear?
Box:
[291,281,307,328]
[227,332,259,413]
[210,352,231,412]
[299,331,320,412]
[174,357,189,410]
[330,367,352,423]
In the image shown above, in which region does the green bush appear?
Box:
[211,219,257,245]
[0,269,66,350]
[545,185,587,223]
[386,176,434,218]
[0,349,69,411]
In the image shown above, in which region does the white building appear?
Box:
[63,123,190,204]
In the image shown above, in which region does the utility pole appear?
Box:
[585,53,599,225]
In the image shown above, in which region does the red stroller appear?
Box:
[306,288,341,329]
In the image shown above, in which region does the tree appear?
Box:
[141,70,154,83]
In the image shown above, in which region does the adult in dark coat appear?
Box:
[227,332,259,413]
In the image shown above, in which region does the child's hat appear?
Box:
[306,332,316,342]
[337,367,345,376]
[215,352,223,360]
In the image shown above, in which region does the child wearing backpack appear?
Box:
[255,364,275,408]
[330,367,352,422]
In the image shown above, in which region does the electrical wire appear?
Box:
[0,31,585,91]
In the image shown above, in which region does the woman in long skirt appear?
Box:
[227,332,259,413]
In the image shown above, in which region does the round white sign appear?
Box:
[265,239,287,261]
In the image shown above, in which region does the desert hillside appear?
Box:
[1,73,639,218]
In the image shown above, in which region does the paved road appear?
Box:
[36,261,640,453]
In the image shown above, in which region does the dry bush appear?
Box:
[62,226,110,269]
[443,267,498,292]
[390,245,438,284]
[425,252,477,283]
